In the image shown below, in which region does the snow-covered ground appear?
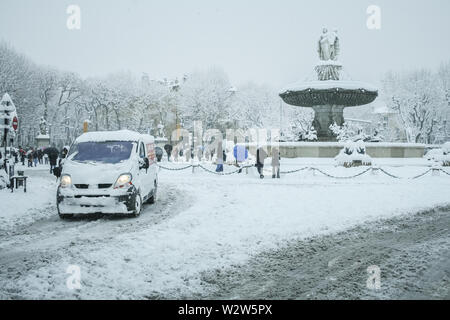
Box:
[0,159,449,299]
[0,165,57,233]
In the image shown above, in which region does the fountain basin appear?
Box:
[280,80,378,140]
[279,80,378,107]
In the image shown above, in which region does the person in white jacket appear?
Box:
[272,147,281,179]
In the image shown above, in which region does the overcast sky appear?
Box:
[1,0,449,88]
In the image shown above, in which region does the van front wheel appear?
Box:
[132,192,142,217]
[57,202,73,219]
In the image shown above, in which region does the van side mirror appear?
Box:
[139,158,149,170]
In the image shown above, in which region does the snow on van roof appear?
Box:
[76,130,153,143]
[141,134,155,144]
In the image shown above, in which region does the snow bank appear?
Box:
[424,142,450,166]
[0,167,57,232]
[335,140,372,167]
[0,170,8,189]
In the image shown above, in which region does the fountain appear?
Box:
[280,28,378,141]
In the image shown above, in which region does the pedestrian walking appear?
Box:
[33,149,39,167]
[19,147,25,165]
[197,146,203,161]
[27,150,33,168]
[38,149,43,164]
[256,147,267,179]
[172,146,178,162]
[164,144,173,162]
[44,146,59,174]
[271,147,281,179]
[215,141,224,173]
[233,144,248,173]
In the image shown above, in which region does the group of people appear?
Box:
[213,143,281,179]
[255,146,280,179]
[6,146,67,175]
[17,147,48,167]
[163,142,282,179]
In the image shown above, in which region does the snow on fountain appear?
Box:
[280,28,378,141]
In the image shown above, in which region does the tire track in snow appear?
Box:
[198,206,450,300]
[0,183,191,299]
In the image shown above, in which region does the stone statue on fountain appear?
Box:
[316,28,342,80]
[318,28,340,61]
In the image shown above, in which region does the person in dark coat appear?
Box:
[32,150,39,167]
[13,150,18,163]
[164,144,173,162]
[38,149,43,164]
[27,150,33,167]
[256,147,267,179]
[19,147,25,165]
[48,151,58,174]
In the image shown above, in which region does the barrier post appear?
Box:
[432,168,440,176]
[371,166,379,175]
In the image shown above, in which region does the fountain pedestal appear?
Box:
[312,105,345,141]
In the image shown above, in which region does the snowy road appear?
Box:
[0,162,449,299]
[203,207,450,300]
[0,168,191,299]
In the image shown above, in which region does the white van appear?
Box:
[57,130,158,219]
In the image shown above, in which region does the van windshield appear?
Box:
[68,141,134,164]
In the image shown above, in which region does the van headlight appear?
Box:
[114,173,132,189]
[60,175,72,188]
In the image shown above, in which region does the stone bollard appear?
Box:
[371,166,379,175]
[432,167,440,176]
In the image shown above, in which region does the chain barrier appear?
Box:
[312,167,372,179]
[280,167,311,174]
[197,164,253,176]
[378,168,402,179]
[410,169,433,179]
[157,163,448,180]
[378,168,434,180]
[157,164,193,171]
